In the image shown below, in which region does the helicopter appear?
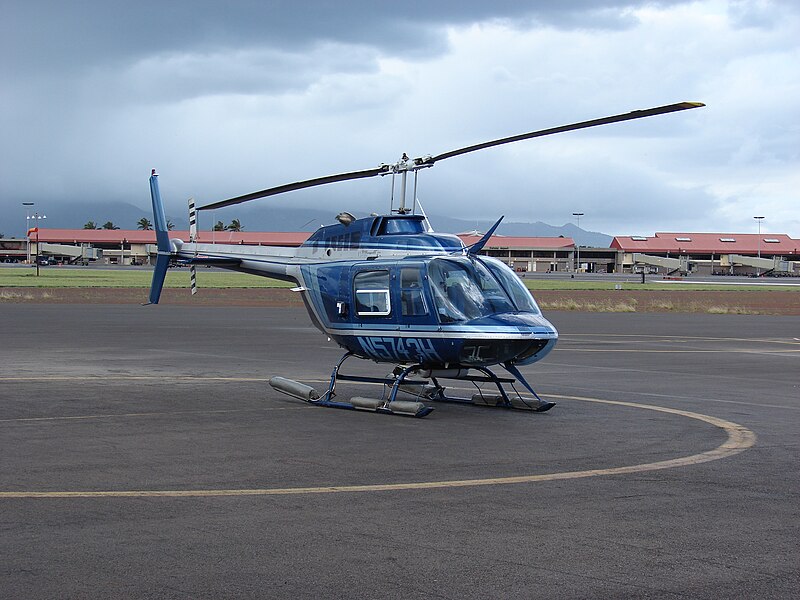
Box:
[147,101,704,417]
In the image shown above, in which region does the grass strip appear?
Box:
[522,279,798,292]
[0,268,292,288]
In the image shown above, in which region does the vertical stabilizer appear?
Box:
[147,170,172,304]
[150,170,170,253]
[466,216,504,255]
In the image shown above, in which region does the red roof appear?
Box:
[33,229,311,246]
[611,232,799,255]
[33,229,576,250]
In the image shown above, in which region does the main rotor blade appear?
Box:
[198,165,389,211]
[198,101,703,211]
[425,102,705,165]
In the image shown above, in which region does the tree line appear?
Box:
[81,219,244,231]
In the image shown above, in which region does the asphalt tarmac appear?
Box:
[1,305,797,599]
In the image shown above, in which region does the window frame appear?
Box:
[399,266,429,317]
[353,270,392,317]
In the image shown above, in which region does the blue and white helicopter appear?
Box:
[147,101,704,417]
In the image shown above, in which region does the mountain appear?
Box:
[423,215,612,247]
[9,202,612,247]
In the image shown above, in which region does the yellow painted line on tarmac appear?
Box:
[0,396,756,499]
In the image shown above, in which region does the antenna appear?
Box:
[415,197,434,233]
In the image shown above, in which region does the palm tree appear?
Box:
[167,220,175,231]
[102,221,120,230]
[83,221,98,229]
[137,218,153,230]
[227,219,243,232]
[213,221,226,231]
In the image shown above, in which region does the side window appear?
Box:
[400,268,428,316]
[354,270,391,316]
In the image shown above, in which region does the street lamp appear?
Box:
[22,202,34,264]
[27,212,47,275]
[572,212,584,273]
[754,216,764,276]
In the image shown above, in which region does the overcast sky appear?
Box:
[2,0,798,237]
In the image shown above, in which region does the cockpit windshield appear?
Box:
[428,258,517,323]
[482,257,540,315]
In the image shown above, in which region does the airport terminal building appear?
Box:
[611,233,799,276]
[2,228,798,276]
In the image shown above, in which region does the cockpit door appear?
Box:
[395,265,435,326]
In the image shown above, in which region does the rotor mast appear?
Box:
[382,152,433,214]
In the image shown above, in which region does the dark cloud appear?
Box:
[1,1,798,237]
[105,44,383,104]
[0,1,699,120]
[1,1,690,78]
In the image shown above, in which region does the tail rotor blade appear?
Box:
[188,197,197,242]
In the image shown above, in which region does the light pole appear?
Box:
[754,216,764,276]
[572,212,584,273]
[29,212,46,275]
[22,202,34,263]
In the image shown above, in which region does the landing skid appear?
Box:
[269,352,555,418]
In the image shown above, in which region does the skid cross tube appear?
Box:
[426,366,513,406]
[414,365,555,412]
[311,352,434,417]
[313,352,360,410]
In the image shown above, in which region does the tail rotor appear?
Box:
[188,197,198,296]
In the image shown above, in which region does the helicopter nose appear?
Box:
[510,335,557,365]
[458,312,558,366]
[498,312,558,365]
